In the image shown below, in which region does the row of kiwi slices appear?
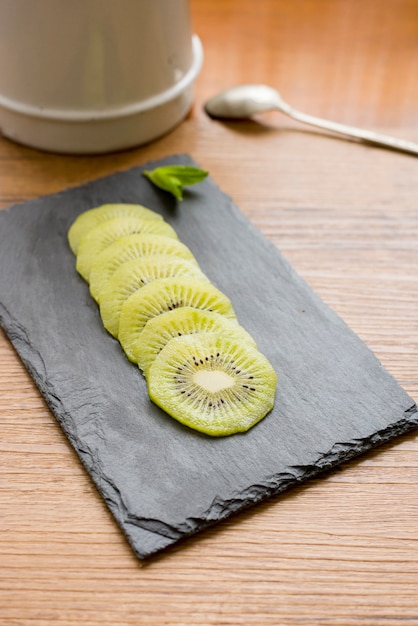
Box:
[68,203,277,436]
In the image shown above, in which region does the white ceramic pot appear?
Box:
[0,0,203,153]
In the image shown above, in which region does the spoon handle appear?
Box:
[284,107,418,156]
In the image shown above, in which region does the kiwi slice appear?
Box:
[135,307,257,375]
[76,216,178,282]
[118,277,237,362]
[89,234,198,303]
[147,333,277,436]
[100,257,207,338]
[68,203,163,254]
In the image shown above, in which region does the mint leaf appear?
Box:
[143,165,208,201]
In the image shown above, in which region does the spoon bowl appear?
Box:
[204,84,418,156]
[204,84,289,119]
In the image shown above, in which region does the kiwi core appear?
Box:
[193,369,235,393]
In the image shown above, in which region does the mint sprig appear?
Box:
[143,165,208,201]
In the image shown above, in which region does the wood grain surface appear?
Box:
[1,1,418,624]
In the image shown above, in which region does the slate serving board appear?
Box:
[0,154,416,559]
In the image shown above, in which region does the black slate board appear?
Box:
[0,154,416,559]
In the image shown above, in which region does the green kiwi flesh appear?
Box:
[147,333,277,436]
[135,306,257,375]
[76,216,178,282]
[89,234,198,303]
[68,204,277,437]
[118,277,237,362]
[68,203,163,254]
[99,256,207,338]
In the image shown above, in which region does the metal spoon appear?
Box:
[204,84,418,156]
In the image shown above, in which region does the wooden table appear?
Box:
[1,1,418,624]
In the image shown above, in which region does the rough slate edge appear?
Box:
[0,153,417,561]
